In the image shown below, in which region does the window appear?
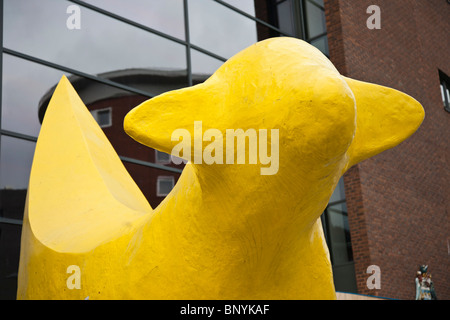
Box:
[439,70,450,113]
[276,0,296,36]
[156,176,175,197]
[90,108,112,128]
[271,0,329,56]
[155,150,171,164]
[321,178,357,293]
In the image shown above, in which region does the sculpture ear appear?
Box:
[343,77,424,171]
[124,83,211,156]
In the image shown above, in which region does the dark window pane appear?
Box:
[439,71,450,112]
[321,176,357,293]
[0,189,27,221]
[80,0,185,40]
[2,54,68,137]
[332,260,357,293]
[4,0,187,79]
[305,0,327,39]
[277,1,295,35]
[157,177,174,196]
[188,0,257,59]
[0,223,22,300]
[310,35,329,56]
[327,202,353,264]
[253,0,284,40]
[445,87,450,107]
[329,177,346,203]
[96,108,111,127]
[155,150,171,163]
[326,202,357,293]
[0,136,36,191]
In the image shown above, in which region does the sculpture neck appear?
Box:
[146,163,335,299]
[155,163,331,240]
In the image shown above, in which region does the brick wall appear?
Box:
[324,0,450,299]
[342,165,373,296]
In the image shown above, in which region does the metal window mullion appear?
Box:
[298,0,307,40]
[67,0,228,63]
[213,0,295,38]
[0,217,23,226]
[328,207,348,215]
[0,130,183,174]
[1,129,38,142]
[306,31,328,43]
[328,199,346,207]
[305,0,325,11]
[120,156,183,174]
[322,207,334,265]
[67,0,186,46]
[3,48,156,98]
[183,0,193,86]
[190,44,227,62]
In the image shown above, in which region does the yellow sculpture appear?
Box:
[17,38,424,300]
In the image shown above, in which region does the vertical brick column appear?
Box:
[323,0,450,299]
[343,165,373,295]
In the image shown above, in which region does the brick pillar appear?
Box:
[343,165,374,295]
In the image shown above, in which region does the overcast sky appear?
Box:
[1,0,258,188]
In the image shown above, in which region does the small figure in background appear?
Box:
[415,265,437,300]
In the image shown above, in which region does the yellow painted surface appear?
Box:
[17,38,424,300]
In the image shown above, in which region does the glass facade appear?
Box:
[0,0,353,299]
[321,178,357,293]
[269,0,329,56]
[440,70,450,113]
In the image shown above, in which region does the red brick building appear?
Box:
[322,0,450,299]
[254,0,449,300]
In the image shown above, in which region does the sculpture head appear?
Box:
[124,37,424,214]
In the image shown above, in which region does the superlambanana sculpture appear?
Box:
[17,38,424,300]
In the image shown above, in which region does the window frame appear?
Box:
[271,0,329,56]
[156,176,175,197]
[439,70,450,113]
[155,150,172,164]
[90,107,112,128]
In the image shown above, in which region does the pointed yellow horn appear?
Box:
[343,77,425,171]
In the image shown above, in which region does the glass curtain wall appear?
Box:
[321,178,358,293]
